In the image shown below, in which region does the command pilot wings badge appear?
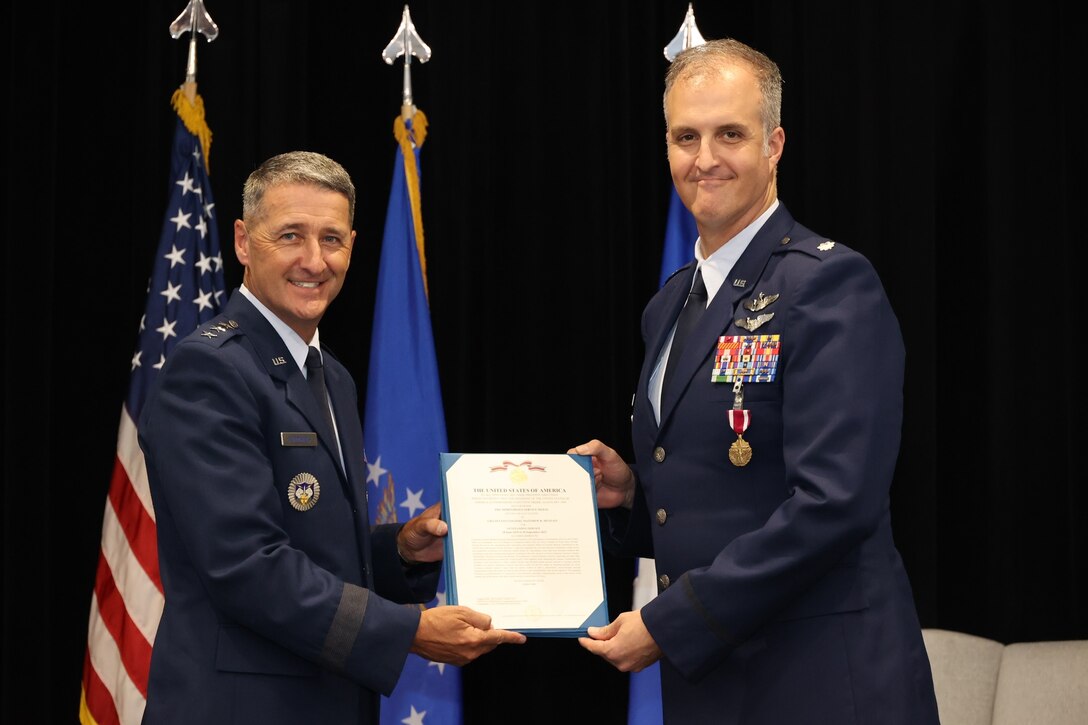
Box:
[736,313,774,332]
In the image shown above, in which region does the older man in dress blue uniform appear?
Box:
[139,151,523,724]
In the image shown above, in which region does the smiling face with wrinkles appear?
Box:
[666,62,784,255]
[233,182,355,342]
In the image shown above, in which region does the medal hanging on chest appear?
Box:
[728,407,752,466]
[714,335,780,467]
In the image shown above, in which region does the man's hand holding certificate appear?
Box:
[439,453,610,637]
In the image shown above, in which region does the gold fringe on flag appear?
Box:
[171,87,213,173]
[394,109,429,300]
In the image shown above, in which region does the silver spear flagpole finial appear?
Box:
[663,2,706,62]
[169,0,219,91]
[382,4,432,120]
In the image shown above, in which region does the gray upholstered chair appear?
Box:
[922,628,1088,725]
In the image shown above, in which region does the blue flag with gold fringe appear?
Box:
[658,187,697,286]
[364,110,460,725]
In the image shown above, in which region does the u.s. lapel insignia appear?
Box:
[743,292,779,312]
[287,472,321,511]
[736,312,774,332]
[817,240,836,251]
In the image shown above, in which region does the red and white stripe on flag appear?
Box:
[80,409,164,725]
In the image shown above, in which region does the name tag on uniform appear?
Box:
[281,432,318,447]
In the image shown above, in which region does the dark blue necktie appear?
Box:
[305,346,338,445]
[663,266,708,392]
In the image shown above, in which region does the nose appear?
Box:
[298,237,327,272]
[695,138,718,171]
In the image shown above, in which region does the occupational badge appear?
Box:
[743,291,779,312]
[736,312,774,332]
[287,472,321,511]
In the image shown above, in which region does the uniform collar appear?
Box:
[238,284,320,374]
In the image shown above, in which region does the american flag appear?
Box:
[79,89,225,725]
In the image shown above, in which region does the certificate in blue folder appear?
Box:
[439,452,610,637]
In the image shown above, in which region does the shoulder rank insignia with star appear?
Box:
[199,319,240,338]
[736,312,774,332]
[817,240,836,251]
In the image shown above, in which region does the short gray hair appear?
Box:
[242,151,356,225]
[664,38,783,141]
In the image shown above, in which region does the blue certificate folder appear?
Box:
[439,452,610,637]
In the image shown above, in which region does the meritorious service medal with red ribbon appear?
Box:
[728,409,752,466]
[714,334,781,467]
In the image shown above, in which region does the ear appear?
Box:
[233,219,250,266]
[767,126,785,166]
[347,230,357,260]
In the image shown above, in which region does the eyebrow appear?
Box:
[669,121,748,137]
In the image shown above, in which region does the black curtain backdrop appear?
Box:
[4,1,1084,723]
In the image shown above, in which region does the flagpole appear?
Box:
[382,4,433,298]
[382,4,432,121]
[169,0,220,104]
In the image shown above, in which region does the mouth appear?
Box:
[291,280,321,289]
